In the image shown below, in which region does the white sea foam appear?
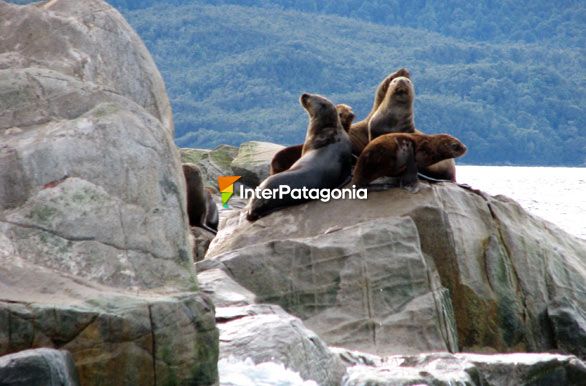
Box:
[457,166,586,239]
[218,357,319,386]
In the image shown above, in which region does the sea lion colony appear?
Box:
[183,68,467,223]
[244,68,467,221]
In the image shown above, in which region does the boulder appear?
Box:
[230,141,285,187]
[207,216,458,356]
[0,0,173,133]
[206,182,586,359]
[0,1,218,385]
[216,304,346,386]
[197,266,343,384]
[342,352,586,386]
[0,69,193,290]
[197,267,257,308]
[181,145,239,191]
[0,348,80,386]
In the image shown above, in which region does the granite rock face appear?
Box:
[208,216,458,356]
[207,182,586,359]
[0,348,80,386]
[0,0,173,133]
[0,1,218,384]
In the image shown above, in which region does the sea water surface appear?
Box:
[457,166,586,240]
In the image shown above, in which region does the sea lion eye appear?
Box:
[451,143,461,151]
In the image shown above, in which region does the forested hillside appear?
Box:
[9,0,585,165]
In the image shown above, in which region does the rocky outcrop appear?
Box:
[0,1,218,385]
[206,216,458,356]
[180,145,238,190]
[197,266,345,385]
[206,182,586,360]
[217,304,346,386]
[230,141,285,187]
[340,351,586,386]
[0,348,80,386]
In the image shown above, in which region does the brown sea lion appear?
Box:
[247,94,353,221]
[367,76,415,141]
[351,133,467,191]
[366,73,460,182]
[349,67,411,155]
[269,103,355,175]
[183,163,218,233]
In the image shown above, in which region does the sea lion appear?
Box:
[349,67,411,156]
[204,188,219,231]
[367,76,415,141]
[351,133,467,190]
[366,73,460,181]
[247,93,353,221]
[183,163,218,233]
[269,103,355,175]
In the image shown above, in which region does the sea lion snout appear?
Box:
[391,77,412,94]
[451,141,467,156]
[300,93,311,108]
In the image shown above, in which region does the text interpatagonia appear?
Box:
[240,184,368,202]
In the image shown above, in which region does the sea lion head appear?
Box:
[386,76,414,105]
[300,93,339,128]
[433,134,468,159]
[336,103,355,133]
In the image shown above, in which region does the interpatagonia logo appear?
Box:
[218,176,241,208]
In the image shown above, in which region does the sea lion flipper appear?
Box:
[399,142,419,192]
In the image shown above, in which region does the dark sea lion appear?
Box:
[183,163,218,233]
[269,103,355,175]
[268,69,410,175]
[204,188,219,231]
[247,94,353,221]
[351,133,467,191]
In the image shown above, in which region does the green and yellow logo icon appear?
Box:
[218,176,241,208]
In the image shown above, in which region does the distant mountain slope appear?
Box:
[111,0,586,47]
[8,1,584,164]
[114,1,585,165]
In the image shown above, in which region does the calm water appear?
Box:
[457,166,586,240]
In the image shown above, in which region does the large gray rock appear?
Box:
[230,141,284,187]
[197,267,257,308]
[207,182,586,359]
[0,348,80,386]
[208,216,458,356]
[0,1,218,385]
[216,304,346,386]
[1,69,193,289]
[0,0,173,134]
[342,352,586,386]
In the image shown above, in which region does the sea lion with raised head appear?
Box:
[367,72,461,181]
[348,68,411,155]
[269,103,355,175]
[367,76,415,141]
[247,94,353,221]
